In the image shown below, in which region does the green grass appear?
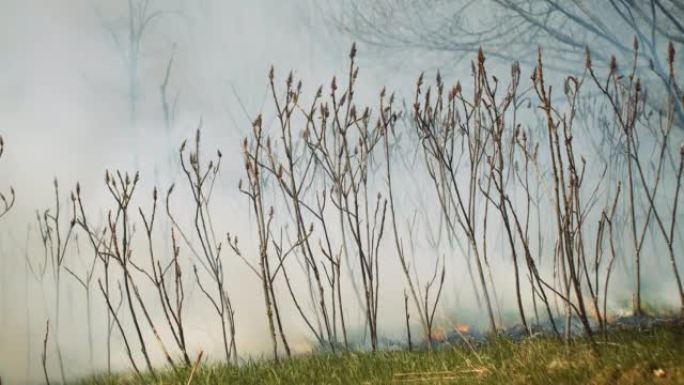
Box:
[76,323,684,385]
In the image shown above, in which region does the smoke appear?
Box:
[0,1,342,383]
[1,1,683,385]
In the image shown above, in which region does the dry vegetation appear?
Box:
[2,39,684,384]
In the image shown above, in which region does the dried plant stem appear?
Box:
[186,351,204,385]
[42,320,50,385]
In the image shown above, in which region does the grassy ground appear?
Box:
[77,322,684,385]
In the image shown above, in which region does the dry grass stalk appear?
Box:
[0,136,15,220]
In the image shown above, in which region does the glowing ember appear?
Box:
[430,327,447,342]
[455,323,470,334]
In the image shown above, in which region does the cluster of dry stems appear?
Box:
[3,40,684,383]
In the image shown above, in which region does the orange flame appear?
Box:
[430,327,447,342]
[455,323,470,334]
